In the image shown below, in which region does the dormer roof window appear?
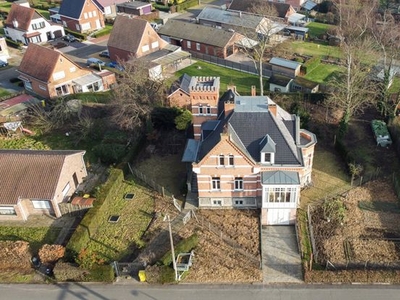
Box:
[260,134,276,164]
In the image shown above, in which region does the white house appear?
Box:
[4,2,65,45]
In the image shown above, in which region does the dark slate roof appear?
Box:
[228,111,300,164]
[302,0,317,10]
[198,117,227,160]
[59,0,87,18]
[260,134,276,153]
[228,0,292,19]
[158,19,236,48]
[197,6,263,29]
[169,73,192,96]
[0,150,85,205]
[261,170,300,185]
[268,74,292,87]
[182,139,200,162]
[117,1,151,9]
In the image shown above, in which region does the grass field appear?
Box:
[304,63,344,83]
[291,41,342,59]
[175,60,261,96]
[306,22,332,38]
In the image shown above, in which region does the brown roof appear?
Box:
[18,44,64,82]
[107,15,151,53]
[5,3,42,30]
[0,150,85,205]
[228,0,291,19]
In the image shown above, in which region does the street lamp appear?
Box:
[163,214,178,281]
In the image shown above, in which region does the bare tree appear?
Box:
[372,10,400,117]
[236,1,280,96]
[327,0,379,125]
[110,60,167,136]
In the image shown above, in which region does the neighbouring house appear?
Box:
[0,93,41,122]
[0,149,87,221]
[158,19,245,59]
[269,57,302,78]
[116,1,153,16]
[228,0,296,21]
[167,73,192,108]
[94,0,127,19]
[59,0,105,33]
[49,7,62,24]
[267,0,306,11]
[284,25,309,39]
[107,15,191,79]
[268,74,293,93]
[0,37,10,62]
[17,43,116,99]
[291,76,319,93]
[196,6,284,40]
[182,79,317,225]
[4,2,65,45]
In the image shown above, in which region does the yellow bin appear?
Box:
[138,270,146,282]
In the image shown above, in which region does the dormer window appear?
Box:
[260,134,276,165]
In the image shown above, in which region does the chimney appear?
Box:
[224,101,235,118]
[227,84,236,93]
[251,85,256,96]
[269,103,277,116]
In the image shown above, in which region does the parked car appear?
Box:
[99,50,110,58]
[0,60,8,67]
[87,57,106,67]
[108,61,124,71]
[62,34,77,42]
[150,22,160,31]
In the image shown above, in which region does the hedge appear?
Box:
[5,38,22,49]
[175,0,199,12]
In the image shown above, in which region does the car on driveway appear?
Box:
[99,50,110,58]
[62,34,77,42]
[0,60,8,67]
[108,61,124,71]
[87,57,106,67]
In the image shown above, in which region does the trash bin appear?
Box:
[138,270,146,282]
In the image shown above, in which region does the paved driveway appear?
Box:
[261,226,303,283]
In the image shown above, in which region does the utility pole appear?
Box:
[164,214,178,281]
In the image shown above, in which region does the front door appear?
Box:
[268,209,290,225]
[95,19,101,29]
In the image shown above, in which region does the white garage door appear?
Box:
[267,209,290,225]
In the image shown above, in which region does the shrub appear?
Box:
[5,38,22,49]
[159,233,198,266]
[92,143,127,164]
[175,109,192,130]
[175,0,198,12]
[53,261,88,282]
[86,264,115,282]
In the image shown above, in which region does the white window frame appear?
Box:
[234,177,243,190]
[24,81,32,90]
[151,41,159,49]
[198,105,203,114]
[234,199,244,206]
[187,41,191,48]
[218,155,224,166]
[62,182,70,197]
[0,206,16,215]
[52,70,65,81]
[31,200,51,209]
[206,106,211,114]
[39,84,47,91]
[84,12,88,19]
[196,43,200,50]
[211,177,220,190]
[212,199,223,206]
[228,154,234,166]
[142,44,150,52]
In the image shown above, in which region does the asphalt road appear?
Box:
[1,283,400,300]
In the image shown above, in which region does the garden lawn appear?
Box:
[291,41,342,59]
[303,63,345,84]
[75,178,155,265]
[306,22,332,38]
[301,146,350,208]
[0,88,11,98]
[0,226,61,253]
[175,61,260,96]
